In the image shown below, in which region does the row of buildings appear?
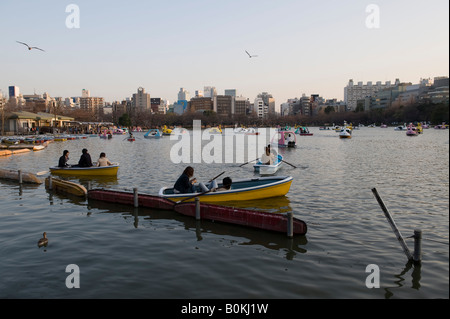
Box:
[2,76,448,125]
[345,76,449,111]
[108,87,276,120]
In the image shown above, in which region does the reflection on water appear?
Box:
[384,262,422,299]
[51,174,119,189]
[87,197,307,260]
[218,196,292,213]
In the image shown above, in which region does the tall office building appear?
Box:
[224,89,237,97]
[213,95,234,116]
[132,87,151,111]
[9,86,20,98]
[178,88,190,101]
[203,86,217,98]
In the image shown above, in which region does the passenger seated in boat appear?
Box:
[174,166,196,194]
[215,177,232,192]
[58,150,70,167]
[97,152,112,167]
[78,148,93,167]
[260,146,274,165]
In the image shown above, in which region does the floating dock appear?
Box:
[88,189,307,235]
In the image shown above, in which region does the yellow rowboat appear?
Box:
[49,164,119,176]
[45,177,87,197]
[159,176,293,203]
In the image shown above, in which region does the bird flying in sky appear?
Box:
[16,41,45,52]
[245,50,258,58]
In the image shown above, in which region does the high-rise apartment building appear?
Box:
[254,97,266,118]
[132,87,151,111]
[80,90,104,118]
[344,79,399,110]
[255,92,275,116]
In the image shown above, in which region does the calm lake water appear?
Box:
[0,127,448,300]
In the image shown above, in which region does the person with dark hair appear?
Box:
[78,148,93,167]
[58,150,70,167]
[215,177,232,192]
[174,166,196,194]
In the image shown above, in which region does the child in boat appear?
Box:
[97,152,112,166]
[215,177,232,192]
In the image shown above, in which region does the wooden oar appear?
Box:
[175,171,225,204]
[208,171,225,183]
[280,159,297,168]
[175,189,212,204]
[239,159,258,167]
[36,171,49,176]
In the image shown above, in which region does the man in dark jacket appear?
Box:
[78,148,93,167]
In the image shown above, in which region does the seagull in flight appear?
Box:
[245,50,258,58]
[16,41,45,52]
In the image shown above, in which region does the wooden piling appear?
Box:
[195,197,200,220]
[48,176,53,190]
[372,188,413,261]
[18,170,22,184]
[287,212,293,238]
[133,188,138,208]
[413,229,422,264]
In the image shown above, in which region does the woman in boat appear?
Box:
[260,146,275,165]
[78,148,93,167]
[58,150,70,168]
[174,166,197,194]
[97,152,112,167]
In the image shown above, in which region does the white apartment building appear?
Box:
[344,79,399,110]
[132,87,151,110]
[254,97,268,118]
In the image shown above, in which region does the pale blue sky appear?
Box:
[1,0,448,110]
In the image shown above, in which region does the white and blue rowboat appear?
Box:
[253,154,283,175]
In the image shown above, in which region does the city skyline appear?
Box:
[1,0,448,110]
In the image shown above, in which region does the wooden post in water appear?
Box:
[413,229,422,264]
[48,176,53,190]
[18,170,22,184]
[133,188,138,208]
[287,212,294,238]
[372,188,413,262]
[195,197,201,220]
